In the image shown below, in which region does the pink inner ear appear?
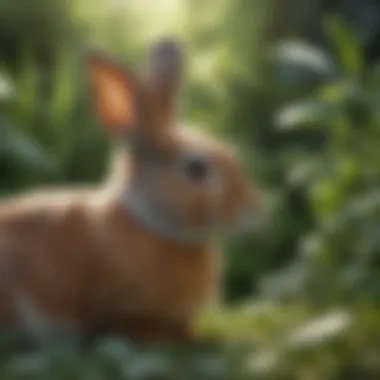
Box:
[90,57,136,134]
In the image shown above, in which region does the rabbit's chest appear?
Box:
[91,209,222,323]
[102,239,221,321]
[149,248,220,317]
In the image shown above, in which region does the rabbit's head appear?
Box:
[88,39,261,243]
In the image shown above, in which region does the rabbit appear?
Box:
[0,39,260,347]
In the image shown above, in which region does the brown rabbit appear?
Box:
[0,39,260,347]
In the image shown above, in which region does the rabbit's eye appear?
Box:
[183,157,208,182]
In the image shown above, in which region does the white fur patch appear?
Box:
[125,189,181,240]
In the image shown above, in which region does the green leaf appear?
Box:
[2,123,56,172]
[275,100,334,130]
[323,15,364,76]
[271,41,336,82]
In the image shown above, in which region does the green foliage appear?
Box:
[1,0,380,378]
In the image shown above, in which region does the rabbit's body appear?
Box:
[0,184,220,344]
[0,40,259,345]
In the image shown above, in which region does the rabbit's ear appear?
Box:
[147,39,183,131]
[88,51,143,136]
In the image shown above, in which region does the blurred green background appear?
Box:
[1,0,380,378]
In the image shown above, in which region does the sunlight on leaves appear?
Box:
[275,100,332,130]
[272,41,335,76]
[285,310,353,349]
[245,349,281,376]
[0,72,14,101]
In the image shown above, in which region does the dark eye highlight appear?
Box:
[183,157,208,182]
